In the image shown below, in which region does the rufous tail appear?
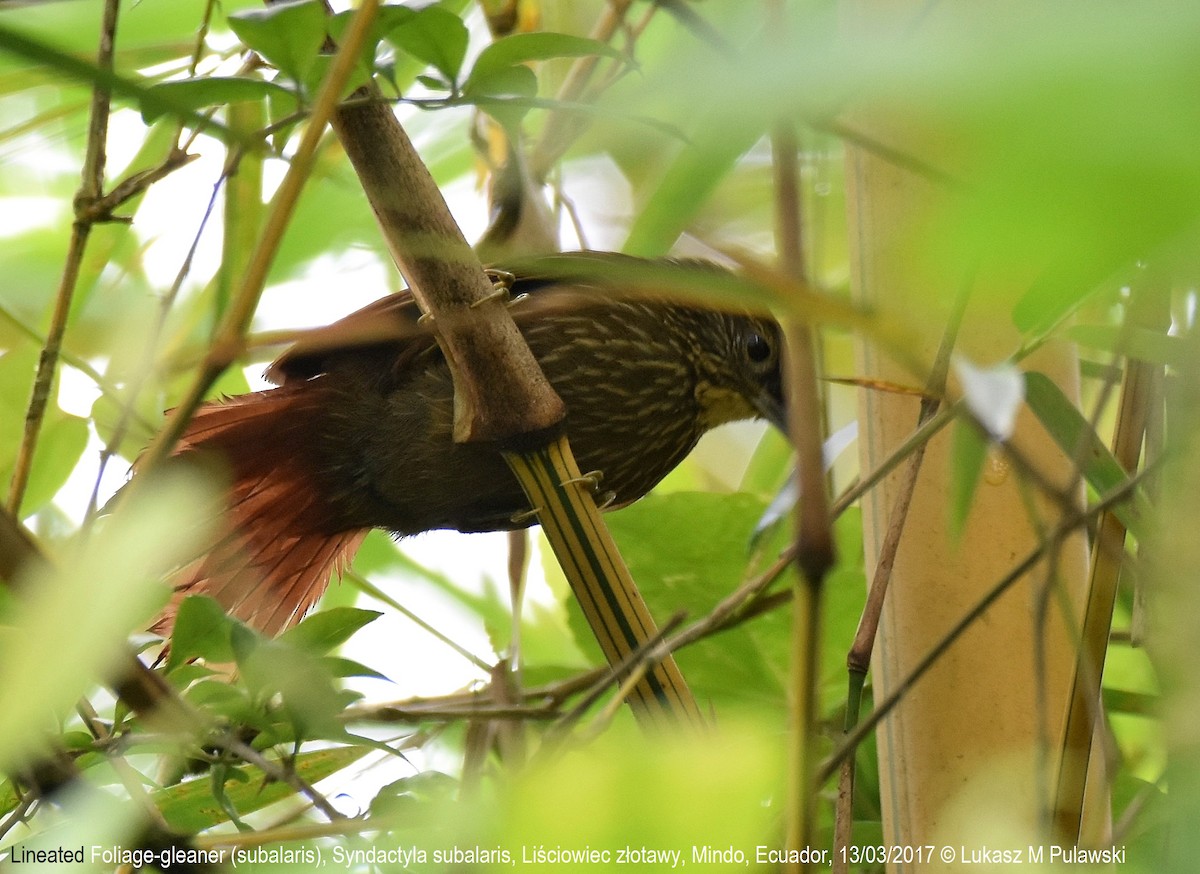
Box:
[149,385,368,639]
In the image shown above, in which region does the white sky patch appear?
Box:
[0,196,65,237]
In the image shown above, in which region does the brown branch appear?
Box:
[328,100,564,443]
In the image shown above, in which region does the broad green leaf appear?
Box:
[184,679,261,728]
[463,63,538,100]
[153,745,369,832]
[142,76,298,123]
[0,777,15,818]
[228,1,327,92]
[599,492,791,712]
[323,655,388,681]
[383,5,469,85]
[10,411,88,516]
[166,595,238,673]
[465,32,621,87]
[369,771,458,818]
[234,632,346,740]
[0,349,38,447]
[464,67,539,130]
[280,606,382,654]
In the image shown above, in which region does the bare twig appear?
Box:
[6,0,120,515]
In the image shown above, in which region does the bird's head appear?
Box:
[688,310,786,434]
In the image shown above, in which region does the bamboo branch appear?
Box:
[326,17,700,724]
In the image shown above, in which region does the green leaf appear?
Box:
[166,595,238,674]
[949,416,989,539]
[383,5,469,85]
[466,31,621,86]
[142,76,299,123]
[587,492,865,715]
[1023,371,1146,535]
[0,777,16,819]
[600,493,791,711]
[0,471,218,773]
[464,67,539,130]
[235,634,346,740]
[503,720,781,860]
[8,410,87,515]
[369,771,458,818]
[184,680,260,727]
[323,655,389,681]
[279,606,382,654]
[465,63,538,100]
[623,112,762,257]
[228,0,328,91]
[153,745,369,832]
[1066,324,1185,368]
[0,20,238,141]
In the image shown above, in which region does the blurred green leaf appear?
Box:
[370,771,458,818]
[1067,324,1184,368]
[503,720,781,863]
[153,745,369,832]
[949,416,988,540]
[624,114,762,257]
[1024,371,1147,535]
[0,776,15,818]
[234,628,347,740]
[0,20,236,139]
[0,470,216,772]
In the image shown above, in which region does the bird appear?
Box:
[149,254,785,639]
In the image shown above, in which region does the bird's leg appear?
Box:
[559,470,617,509]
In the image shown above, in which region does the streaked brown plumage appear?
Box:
[151,255,784,638]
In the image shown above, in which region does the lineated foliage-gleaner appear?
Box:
[145,253,786,638]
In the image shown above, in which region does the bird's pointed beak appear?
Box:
[753,388,788,436]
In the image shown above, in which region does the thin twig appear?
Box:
[6,0,120,515]
[86,147,235,521]
[213,733,346,823]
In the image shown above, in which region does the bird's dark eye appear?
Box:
[746,332,773,364]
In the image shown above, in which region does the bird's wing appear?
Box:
[263,268,609,386]
[265,290,425,384]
